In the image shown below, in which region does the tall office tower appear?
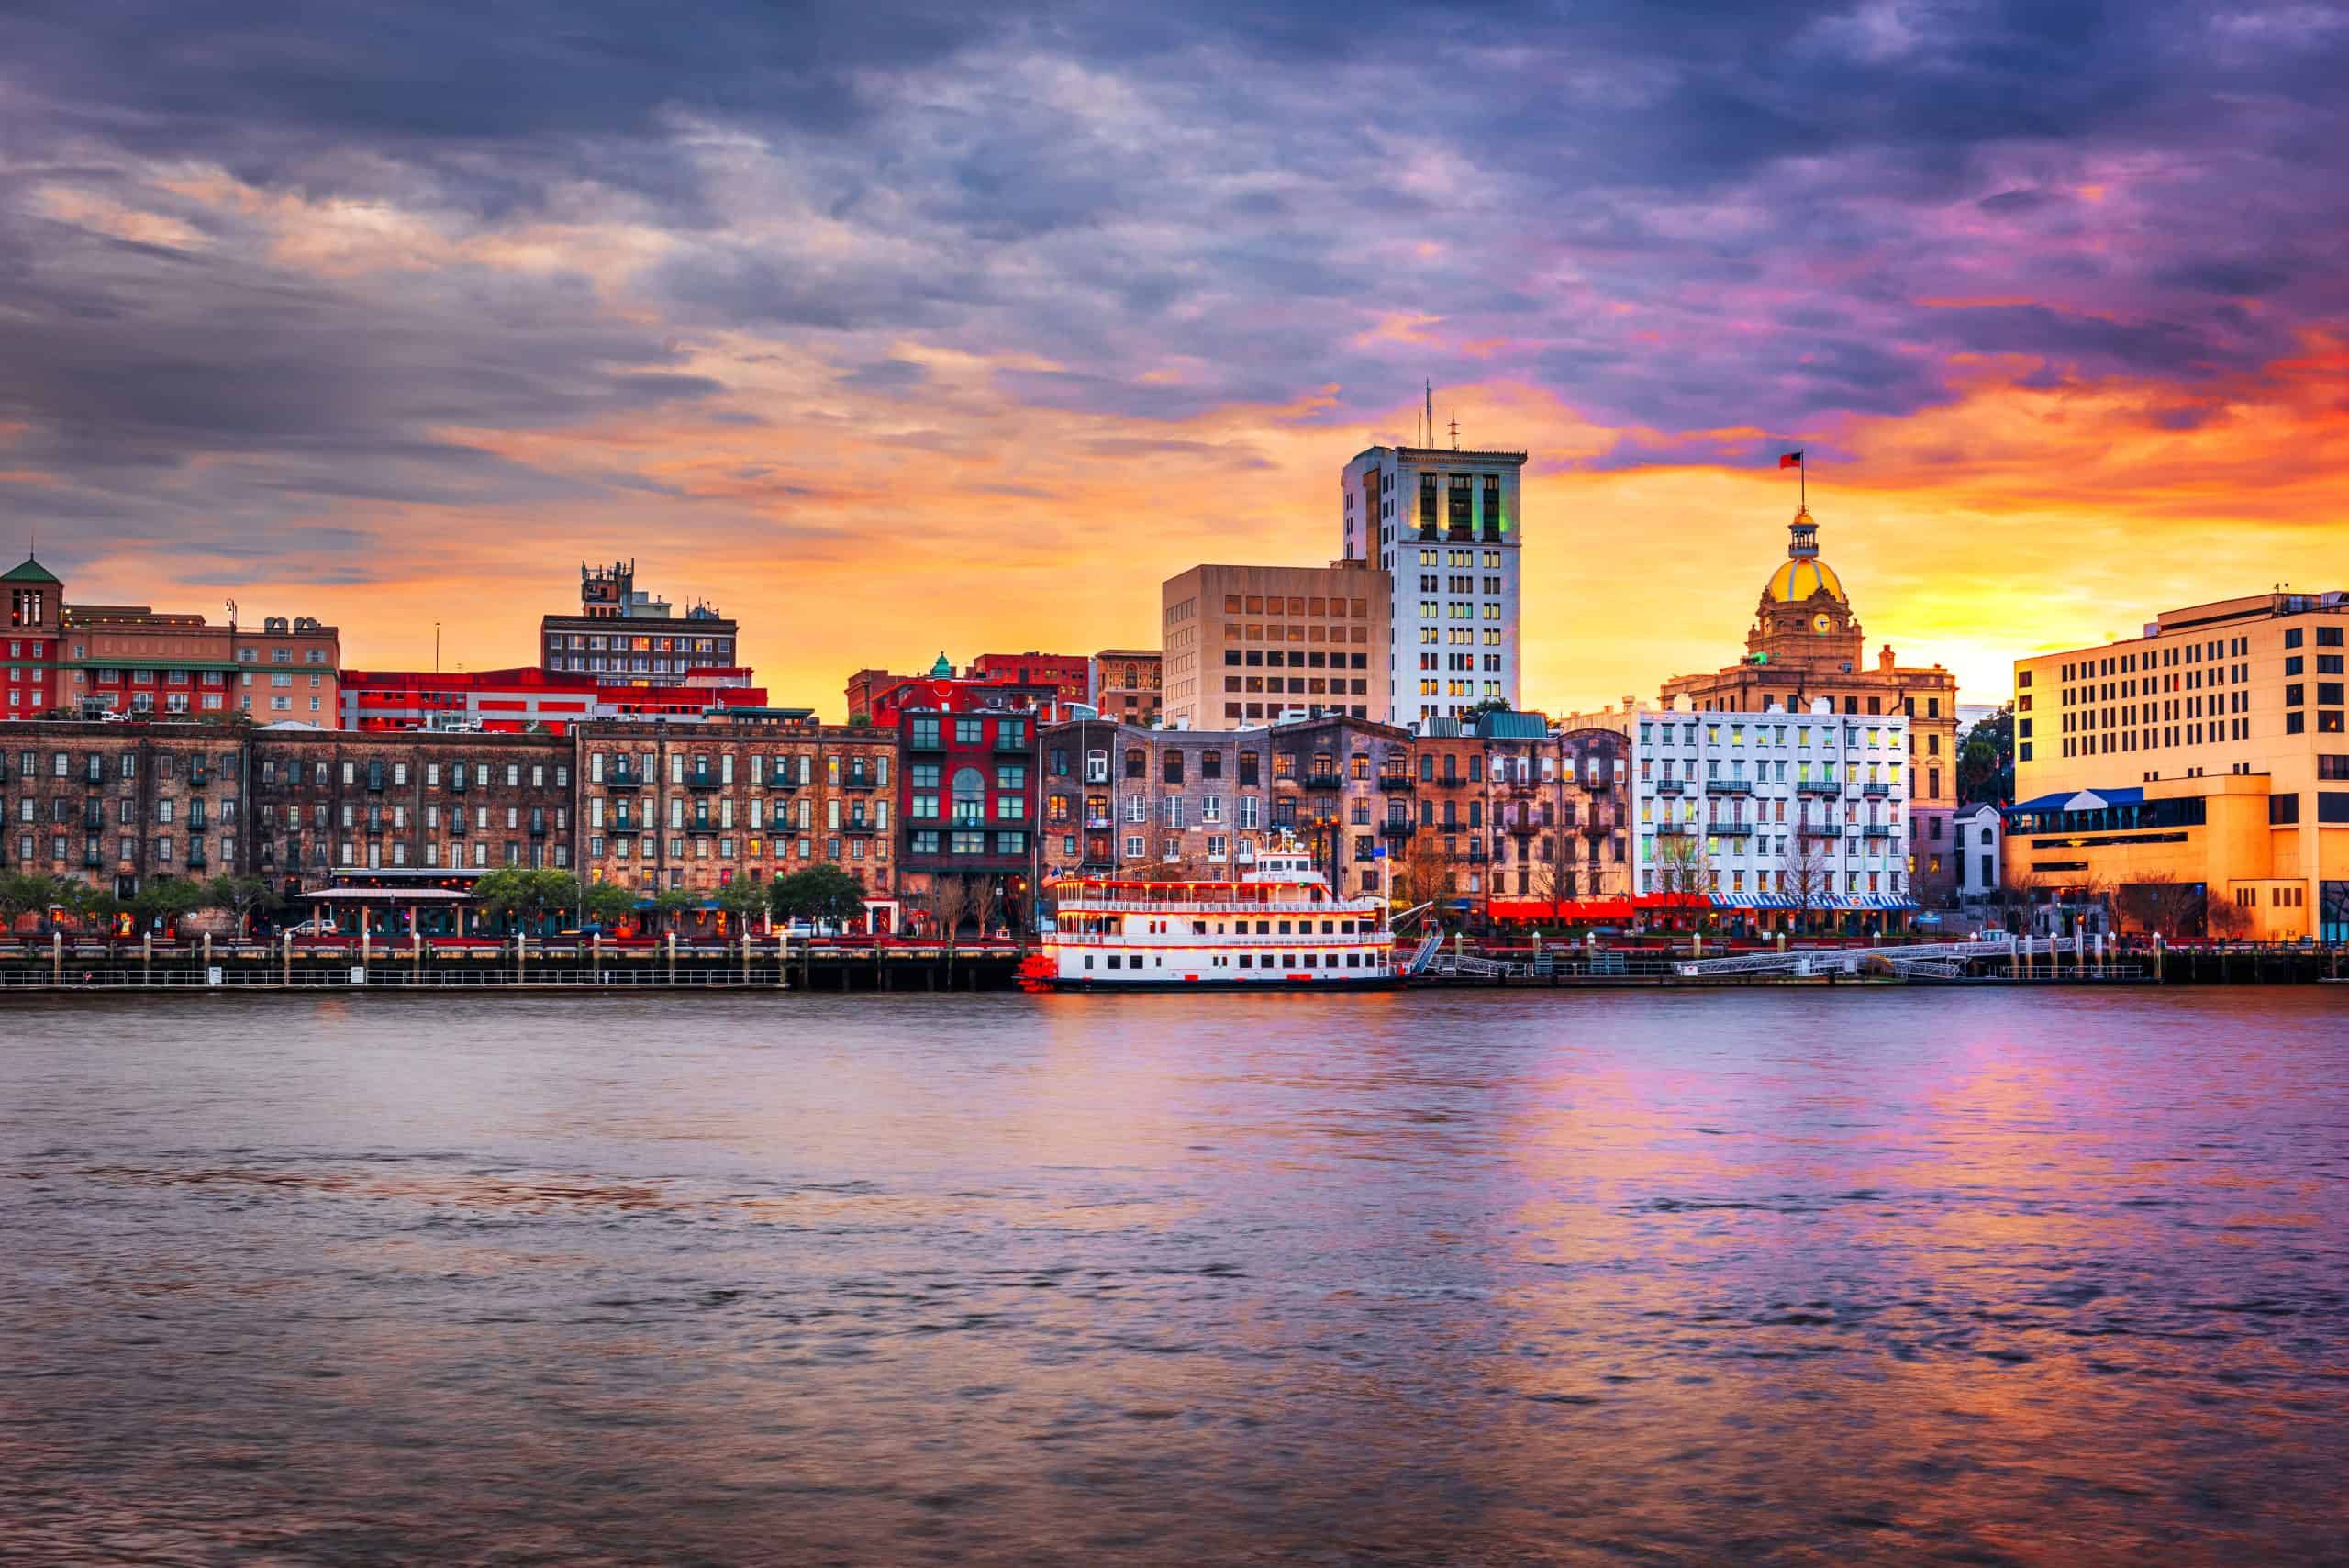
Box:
[1341,442,1527,729]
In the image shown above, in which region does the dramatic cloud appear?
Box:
[0,0,2344,707]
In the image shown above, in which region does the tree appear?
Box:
[716,875,770,931]
[971,876,1001,938]
[2116,873,2203,939]
[1649,832,1710,897]
[927,875,972,941]
[201,875,276,938]
[1391,829,1452,911]
[581,879,640,930]
[0,872,61,936]
[133,876,207,932]
[1957,706,2015,806]
[1778,831,1833,933]
[472,868,579,933]
[651,886,700,936]
[2205,895,2253,940]
[769,864,866,929]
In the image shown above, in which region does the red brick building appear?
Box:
[897,703,1040,932]
[970,651,1089,706]
[340,666,766,733]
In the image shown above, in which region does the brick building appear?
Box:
[898,704,1038,931]
[3,722,246,903]
[1088,650,1163,727]
[1486,724,1631,909]
[573,718,896,920]
[1038,715,1413,902]
[541,562,738,684]
[246,731,575,917]
[970,651,1089,706]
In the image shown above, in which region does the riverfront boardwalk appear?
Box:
[3,933,2345,992]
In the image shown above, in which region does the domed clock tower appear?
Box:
[1747,507,1862,669]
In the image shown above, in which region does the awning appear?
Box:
[302,887,470,902]
[2009,787,2145,814]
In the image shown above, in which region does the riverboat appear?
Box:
[1024,841,1397,990]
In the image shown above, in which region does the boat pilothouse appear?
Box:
[1030,839,1397,990]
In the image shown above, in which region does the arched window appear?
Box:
[951,766,985,825]
[1124,662,1139,688]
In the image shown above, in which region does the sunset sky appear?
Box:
[4,2,2345,717]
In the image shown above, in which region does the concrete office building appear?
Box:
[1341,442,1527,728]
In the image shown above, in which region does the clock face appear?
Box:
[1811,613,1832,634]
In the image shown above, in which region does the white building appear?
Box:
[1562,696,1917,926]
[1954,802,2002,901]
[1341,443,1525,729]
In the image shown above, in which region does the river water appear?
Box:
[2,989,2344,1566]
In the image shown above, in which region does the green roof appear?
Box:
[3,556,61,584]
[929,651,953,677]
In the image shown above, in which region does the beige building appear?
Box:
[2009,589,2349,940]
[1161,562,1390,730]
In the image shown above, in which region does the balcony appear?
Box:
[1863,782,1893,797]
[841,820,877,836]
[1711,821,1756,837]
[366,772,384,793]
[1429,773,1471,789]
[83,806,105,829]
[1801,823,1843,840]
[188,809,208,833]
[1085,815,1112,830]
[529,819,549,837]
[607,767,640,789]
[1655,779,1685,795]
[450,817,468,836]
[1863,823,1894,839]
[1709,777,1753,795]
[1301,771,1345,791]
[1656,822,1696,837]
[189,765,209,788]
[683,769,721,790]
[1506,814,1538,836]
[1379,818,1415,838]
[1376,773,1416,793]
[82,850,104,869]
[185,845,208,869]
[763,770,800,790]
[1465,845,1488,863]
[1796,779,1841,795]
[840,771,880,791]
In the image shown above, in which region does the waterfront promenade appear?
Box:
[3,932,2344,990]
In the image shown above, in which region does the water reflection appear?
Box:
[2,988,2343,1564]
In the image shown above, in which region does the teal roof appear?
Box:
[1474,710,1551,740]
[3,556,60,584]
[929,651,953,677]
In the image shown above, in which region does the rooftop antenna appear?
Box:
[1423,380,1432,447]
[1449,408,1460,450]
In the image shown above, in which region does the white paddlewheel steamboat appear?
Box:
[1031,840,1397,990]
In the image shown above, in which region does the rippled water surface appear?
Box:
[4,989,2346,1566]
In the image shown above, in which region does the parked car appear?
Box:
[282,918,340,939]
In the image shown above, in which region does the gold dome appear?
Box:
[1765,557,1844,602]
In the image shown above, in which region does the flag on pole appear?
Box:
[1779,450,1803,469]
